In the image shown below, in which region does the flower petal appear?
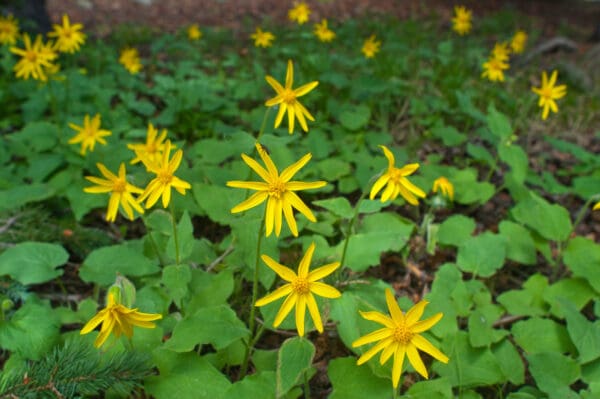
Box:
[405,300,428,326]
[308,262,340,281]
[411,334,449,363]
[356,336,393,365]
[298,242,315,277]
[241,153,271,182]
[411,312,443,333]
[274,292,297,327]
[352,327,392,348]
[261,254,297,282]
[231,191,268,213]
[406,343,428,379]
[295,294,306,336]
[226,181,269,191]
[294,81,319,98]
[255,284,293,307]
[392,344,407,388]
[286,191,316,222]
[306,293,323,333]
[282,201,299,237]
[385,288,404,324]
[358,310,395,328]
[310,281,341,298]
[280,153,312,182]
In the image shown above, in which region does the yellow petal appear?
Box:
[392,344,407,388]
[358,310,395,328]
[406,343,428,379]
[298,242,315,278]
[265,197,276,237]
[285,191,316,222]
[356,337,393,365]
[226,181,269,191]
[352,327,392,348]
[380,341,397,365]
[285,59,294,89]
[405,300,428,326]
[274,292,297,327]
[282,202,299,237]
[265,75,285,94]
[306,293,323,333]
[261,254,297,282]
[280,153,312,182]
[411,312,443,333]
[379,145,395,169]
[370,174,390,200]
[241,153,271,182]
[295,294,306,336]
[385,288,404,323]
[231,191,268,213]
[294,81,319,97]
[80,310,107,334]
[411,334,449,363]
[310,281,341,298]
[308,262,340,282]
[255,284,293,307]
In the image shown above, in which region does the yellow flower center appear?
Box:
[158,171,173,185]
[268,180,286,199]
[389,168,403,183]
[25,50,37,62]
[392,324,413,344]
[292,277,310,294]
[540,88,554,100]
[282,89,297,104]
[112,179,127,193]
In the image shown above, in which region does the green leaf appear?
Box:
[430,124,466,146]
[405,378,453,399]
[316,158,351,181]
[498,221,537,265]
[167,211,194,262]
[437,215,475,247]
[0,184,56,211]
[187,269,234,309]
[497,274,549,317]
[144,209,173,235]
[0,242,68,285]
[162,264,192,307]
[11,121,59,152]
[339,104,371,131]
[512,318,574,354]
[451,169,495,205]
[487,103,512,140]
[563,237,600,293]
[225,371,277,398]
[163,305,250,352]
[79,244,160,285]
[456,233,506,277]
[467,304,505,347]
[313,197,354,219]
[276,337,315,397]
[492,339,525,385]
[498,144,528,184]
[544,278,596,318]
[560,300,600,363]
[511,194,572,242]
[193,182,245,224]
[328,357,390,399]
[527,352,580,399]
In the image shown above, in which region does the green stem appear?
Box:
[256,107,271,142]
[169,202,180,265]
[240,221,265,378]
[571,196,597,237]
[303,368,310,399]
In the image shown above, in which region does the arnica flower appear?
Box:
[314,19,335,42]
[138,140,191,209]
[127,123,170,167]
[265,60,319,134]
[251,27,275,48]
[481,55,509,82]
[452,5,472,35]
[594,202,600,211]
[370,145,426,205]
[81,292,162,348]
[432,176,454,201]
[10,33,57,81]
[0,14,19,45]
[352,288,449,388]
[491,42,510,62]
[288,1,311,25]
[256,242,341,337]
[187,24,202,41]
[68,114,112,155]
[119,47,142,74]
[361,34,381,58]
[47,14,86,54]
[227,143,326,237]
[84,163,145,222]
[531,70,567,120]
[510,30,528,54]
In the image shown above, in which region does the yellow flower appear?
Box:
[81,292,162,348]
[84,163,145,222]
[510,30,527,54]
[251,27,275,48]
[481,56,509,82]
[0,14,19,45]
[47,14,86,54]
[531,70,567,120]
[432,176,454,201]
[256,242,341,337]
[452,5,472,35]
[314,19,335,42]
[352,288,449,388]
[594,202,600,211]
[127,123,170,167]
[187,24,202,41]
[288,1,311,25]
[138,140,191,209]
[10,33,57,81]
[68,114,112,155]
[370,145,426,205]
[491,42,510,62]
[361,34,381,58]
[265,60,319,134]
[119,47,142,74]
[227,143,326,237]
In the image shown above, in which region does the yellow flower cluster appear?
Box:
[0,14,19,45]
[119,47,143,74]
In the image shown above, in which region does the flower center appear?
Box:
[541,88,554,100]
[292,277,310,295]
[392,324,413,344]
[268,180,286,199]
[389,168,403,183]
[112,179,127,193]
[25,50,37,62]
[158,171,173,185]
[282,89,297,104]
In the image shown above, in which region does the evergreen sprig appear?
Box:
[0,338,152,398]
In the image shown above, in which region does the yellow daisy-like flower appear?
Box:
[491,42,510,62]
[256,242,341,337]
[314,19,335,42]
[68,114,112,155]
[47,14,86,54]
[138,140,191,209]
[251,27,275,48]
[593,202,600,211]
[370,145,426,205]
[119,47,142,74]
[81,292,162,348]
[127,123,170,167]
[361,34,381,58]
[265,60,319,134]
[432,176,454,201]
[531,70,567,120]
[10,33,57,81]
[510,30,528,54]
[352,288,449,388]
[0,14,19,45]
[227,143,326,237]
[84,163,145,222]
[187,24,202,41]
[452,5,472,35]
[288,1,311,25]
[481,56,509,82]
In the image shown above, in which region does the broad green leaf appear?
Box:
[560,300,600,363]
[11,121,59,152]
[225,371,277,398]
[563,237,600,293]
[492,339,525,385]
[466,143,495,167]
[167,211,194,262]
[144,209,173,235]
[276,337,315,397]
[405,377,453,399]
[79,243,160,285]
[328,357,390,399]
[467,304,505,347]
[430,124,466,146]
[163,305,249,352]
[511,194,572,242]
[582,358,600,392]
[316,158,351,181]
[498,144,528,184]
[187,269,234,309]
[544,278,596,318]
[497,274,549,317]
[452,169,495,205]
[162,264,192,307]
[193,182,245,224]
[456,233,506,277]
[512,318,574,354]
[0,242,68,285]
[487,103,512,140]
[498,221,537,265]
[339,104,371,131]
[437,215,475,247]
[0,184,56,211]
[313,197,354,219]
[527,352,580,399]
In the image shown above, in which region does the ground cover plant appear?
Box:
[0,2,600,398]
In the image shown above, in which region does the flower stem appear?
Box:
[256,107,271,142]
[240,221,265,378]
[303,368,310,399]
[169,203,180,265]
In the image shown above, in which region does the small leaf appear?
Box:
[487,103,512,140]
[313,197,354,219]
[512,318,574,354]
[527,352,580,399]
[456,233,506,277]
[560,299,600,363]
[437,215,475,247]
[0,242,68,285]
[276,337,315,397]
[162,264,192,307]
[511,194,572,242]
[328,357,390,399]
[339,104,371,131]
[493,339,525,385]
[498,221,537,265]
[563,237,600,293]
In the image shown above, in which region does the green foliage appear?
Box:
[0,242,68,285]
